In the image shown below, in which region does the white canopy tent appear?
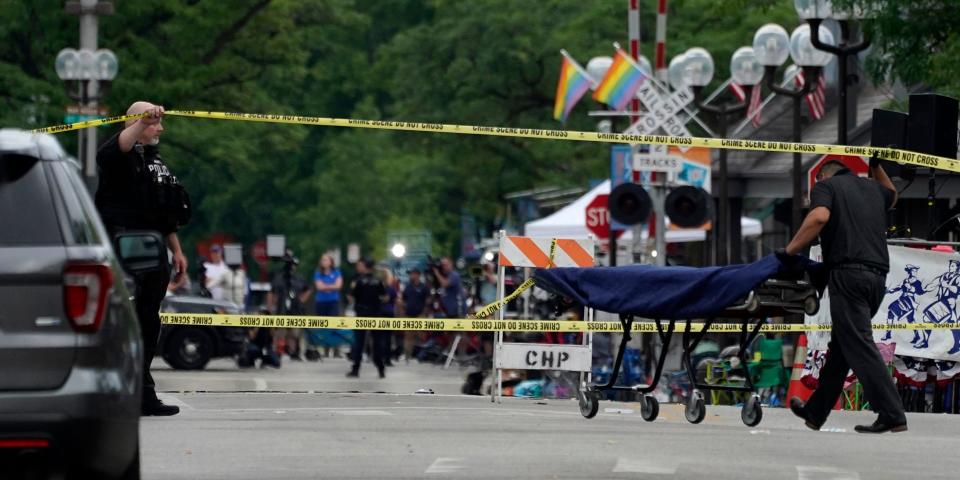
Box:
[524,180,762,242]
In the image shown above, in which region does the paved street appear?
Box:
[147,359,960,479]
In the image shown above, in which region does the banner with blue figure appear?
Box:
[806,245,960,362]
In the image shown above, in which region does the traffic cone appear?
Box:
[786,333,814,403]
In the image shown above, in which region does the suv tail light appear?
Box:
[63,263,113,333]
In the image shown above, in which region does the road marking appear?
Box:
[332,410,393,416]
[425,457,465,474]
[612,458,677,474]
[253,378,267,391]
[796,466,860,480]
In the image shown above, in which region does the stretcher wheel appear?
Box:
[640,395,659,422]
[803,295,820,316]
[578,390,599,419]
[741,394,763,427]
[684,390,706,424]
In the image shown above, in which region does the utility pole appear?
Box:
[62,0,115,189]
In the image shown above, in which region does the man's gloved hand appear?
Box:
[775,248,804,279]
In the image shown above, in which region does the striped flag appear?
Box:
[796,69,827,120]
[593,49,647,111]
[729,83,764,128]
[553,53,593,123]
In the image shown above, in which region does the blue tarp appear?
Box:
[533,254,802,320]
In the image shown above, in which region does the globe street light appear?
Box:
[754,23,832,234]
[796,0,871,144]
[684,47,759,265]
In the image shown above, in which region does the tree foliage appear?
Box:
[1,0,825,268]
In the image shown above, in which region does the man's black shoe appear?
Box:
[378,368,386,379]
[142,400,180,417]
[789,398,821,431]
[305,349,321,362]
[854,419,907,434]
[346,370,359,378]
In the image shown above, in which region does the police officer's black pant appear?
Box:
[134,254,170,405]
[351,330,388,373]
[803,268,907,426]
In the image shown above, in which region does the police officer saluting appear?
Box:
[781,158,907,433]
[96,102,191,416]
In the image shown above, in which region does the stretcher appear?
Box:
[532,254,821,427]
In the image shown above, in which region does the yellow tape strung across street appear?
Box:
[30,110,960,174]
[159,313,959,333]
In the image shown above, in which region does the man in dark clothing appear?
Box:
[401,268,429,318]
[432,257,464,318]
[400,268,430,361]
[96,102,190,417]
[267,254,312,360]
[783,159,907,433]
[347,259,388,378]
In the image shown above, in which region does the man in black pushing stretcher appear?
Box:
[780,157,907,433]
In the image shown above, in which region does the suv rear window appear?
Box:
[0,155,62,246]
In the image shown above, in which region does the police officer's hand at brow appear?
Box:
[118,104,164,153]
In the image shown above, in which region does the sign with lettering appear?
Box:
[495,343,592,372]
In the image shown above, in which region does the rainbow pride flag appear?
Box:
[593,49,646,111]
[553,55,592,122]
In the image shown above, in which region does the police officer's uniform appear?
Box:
[95,132,190,412]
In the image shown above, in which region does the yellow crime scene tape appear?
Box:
[30,110,960,174]
[159,312,958,333]
[473,238,557,318]
[33,112,960,333]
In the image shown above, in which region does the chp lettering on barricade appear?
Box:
[489,232,597,403]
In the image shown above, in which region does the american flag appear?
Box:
[795,69,827,120]
[729,83,764,127]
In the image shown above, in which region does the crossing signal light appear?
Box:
[665,186,713,228]
[609,183,652,226]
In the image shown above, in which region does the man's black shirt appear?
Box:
[352,273,385,317]
[810,169,895,272]
[95,132,182,234]
[402,281,429,317]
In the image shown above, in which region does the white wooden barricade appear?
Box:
[491,231,597,403]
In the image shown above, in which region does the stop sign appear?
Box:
[585,194,625,240]
[808,154,869,196]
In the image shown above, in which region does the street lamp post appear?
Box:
[754,23,832,233]
[57,0,117,189]
[678,47,760,265]
[795,0,870,145]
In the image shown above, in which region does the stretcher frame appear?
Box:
[576,277,819,427]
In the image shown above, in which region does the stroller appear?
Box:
[533,254,821,427]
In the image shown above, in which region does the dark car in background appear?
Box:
[159,295,246,370]
[0,129,167,479]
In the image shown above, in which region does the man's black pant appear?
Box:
[350,330,388,373]
[803,267,907,426]
[134,256,170,405]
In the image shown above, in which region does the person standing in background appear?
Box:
[347,259,388,378]
[399,268,429,362]
[307,254,344,361]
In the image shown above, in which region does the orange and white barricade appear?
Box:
[491,231,597,403]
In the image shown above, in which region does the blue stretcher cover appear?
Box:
[533,254,811,320]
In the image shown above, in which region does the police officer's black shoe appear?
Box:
[142,399,180,417]
[346,369,359,378]
[789,398,821,431]
[854,419,907,434]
